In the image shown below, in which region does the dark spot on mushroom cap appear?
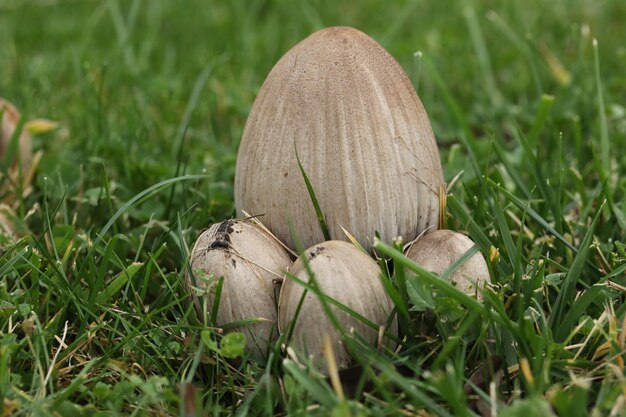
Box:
[308,246,325,260]
[209,240,230,250]
[209,220,235,250]
[216,220,235,236]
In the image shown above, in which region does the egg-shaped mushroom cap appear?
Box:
[235,26,443,252]
[187,219,292,360]
[278,240,397,372]
[406,229,489,299]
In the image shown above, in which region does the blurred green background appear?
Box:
[2,0,624,230]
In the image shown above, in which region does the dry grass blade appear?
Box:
[323,334,345,401]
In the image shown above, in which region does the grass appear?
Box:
[1,0,626,415]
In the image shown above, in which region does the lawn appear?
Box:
[1,0,625,415]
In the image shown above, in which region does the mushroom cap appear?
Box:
[235,26,444,251]
[187,219,292,359]
[0,97,32,169]
[278,240,397,372]
[405,229,489,299]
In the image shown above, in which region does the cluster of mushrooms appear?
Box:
[187,27,489,370]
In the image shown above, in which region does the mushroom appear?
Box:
[235,26,444,251]
[187,219,292,359]
[405,230,489,299]
[0,97,32,169]
[278,240,396,371]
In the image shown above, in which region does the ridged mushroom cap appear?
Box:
[278,240,397,372]
[235,26,443,251]
[187,219,292,359]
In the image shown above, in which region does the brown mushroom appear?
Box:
[235,27,443,251]
[187,219,292,359]
[406,230,489,299]
[278,240,396,372]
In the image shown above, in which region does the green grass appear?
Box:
[1,0,626,415]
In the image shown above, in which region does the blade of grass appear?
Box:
[381,264,409,324]
[592,39,625,230]
[486,10,543,95]
[560,283,607,345]
[432,311,480,369]
[515,120,563,235]
[294,143,331,241]
[391,239,410,332]
[375,362,455,417]
[210,277,225,328]
[487,179,575,254]
[446,195,493,253]
[489,189,519,274]
[553,132,564,235]
[51,360,97,408]
[440,244,480,281]
[282,360,337,408]
[95,262,143,305]
[527,94,555,149]
[87,235,119,307]
[89,174,210,251]
[493,141,531,198]
[550,200,605,341]
[464,7,501,108]
[165,57,227,220]
[423,56,481,179]
[593,39,609,181]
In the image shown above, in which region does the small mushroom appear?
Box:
[0,97,32,169]
[278,240,396,372]
[405,230,489,299]
[187,219,292,359]
[235,26,444,251]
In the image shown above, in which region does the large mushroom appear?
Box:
[235,26,443,251]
